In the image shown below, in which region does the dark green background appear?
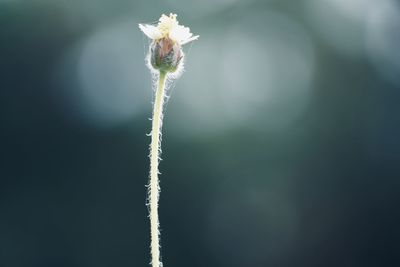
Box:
[1,0,399,266]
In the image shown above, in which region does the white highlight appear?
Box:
[365,0,400,85]
[168,11,315,138]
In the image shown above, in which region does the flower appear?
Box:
[139,13,199,45]
[139,13,199,73]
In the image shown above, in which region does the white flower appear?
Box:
[139,13,199,45]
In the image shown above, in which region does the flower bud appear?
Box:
[150,37,183,73]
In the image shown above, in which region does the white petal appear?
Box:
[169,25,194,44]
[139,24,162,40]
[159,14,178,28]
[180,35,199,45]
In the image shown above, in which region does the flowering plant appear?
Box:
[139,13,198,267]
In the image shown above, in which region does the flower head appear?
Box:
[139,13,199,45]
[139,13,199,73]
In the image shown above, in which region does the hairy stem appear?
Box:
[149,71,167,267]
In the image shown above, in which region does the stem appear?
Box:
[149,71,167,267]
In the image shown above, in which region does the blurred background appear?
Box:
[1,0,400,266]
